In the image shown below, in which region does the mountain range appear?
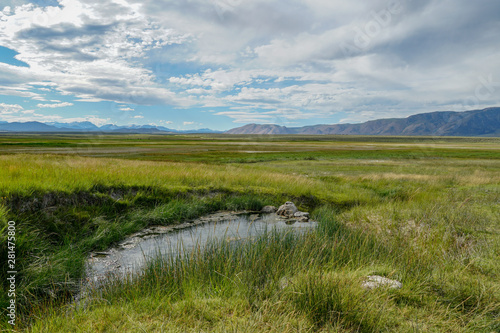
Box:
[0,121,221,134]
[225,107,500,136]
[0,107,498,136]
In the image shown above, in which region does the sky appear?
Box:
[0,0,499,130]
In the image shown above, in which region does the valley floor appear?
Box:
[0,134,499,332]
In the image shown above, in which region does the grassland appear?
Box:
[0,134,499,332]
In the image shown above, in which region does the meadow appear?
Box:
[0,134,499,332]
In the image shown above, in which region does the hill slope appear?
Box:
[225,107,500,136]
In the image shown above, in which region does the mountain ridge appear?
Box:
[0,121,222,134]
[225,107,500,136]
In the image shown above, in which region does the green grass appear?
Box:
[1,133,498,163]
[0,135,499,332]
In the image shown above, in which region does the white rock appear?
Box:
[276,201,298,217]
[362,275,402,290]
[261,205,277,213]
[294,211,310,222]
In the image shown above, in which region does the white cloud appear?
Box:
[183,121,194,126]
[159,0,500,123]
[0,108,110,125]
[214,111,273,123]
[37,102,74,108]
[0,0,190,106]
[133,115,143,119]
[215,106,314,124]
[119,107,134,111]
[0,87,46,100]
[0,103,24,114]
[52,115,111,126]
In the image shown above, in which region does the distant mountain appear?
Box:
[98,124,125,131]
[98,124,170,133]
[0,121,222,134]
[47,121,99,130]
[1,107,498,136]
[179,128,226,134]
[226,124,290,135]
[225,107,500,136]
[0,121,69,132]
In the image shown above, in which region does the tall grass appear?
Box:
[26,204,499,332]
[0,155,327,199]
[0,191,270,329]
[0,136,498,331]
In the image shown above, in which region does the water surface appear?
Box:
[85,212,316,284]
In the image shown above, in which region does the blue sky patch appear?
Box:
[0,46,29,67]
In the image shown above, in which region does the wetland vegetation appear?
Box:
[0,134,499,332]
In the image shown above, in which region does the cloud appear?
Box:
[0,0,190,106]
[0,106,110,125]
[183,121,194,126]
[0,102,24,114]
[37,102,74,108]
[1,0,500,126]
[215,106,313,124]
[214,111,273,123]
[133,115,143,119]
[159,0,500,122]
[0,86,46,100]
[53,115,111,126]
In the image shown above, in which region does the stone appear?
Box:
[261,205,277,213]
[276,201,298,217]
[362,275,402,290]
[279,277,290,289]
[294,211,309,222]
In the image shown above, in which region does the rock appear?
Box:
[293,212,309,217]
[362,275,402,290]
[261,205,277,213]
[92,252,110,257]
[279,277,290,289]
[276,201,298,217]
[294,211,309,222]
